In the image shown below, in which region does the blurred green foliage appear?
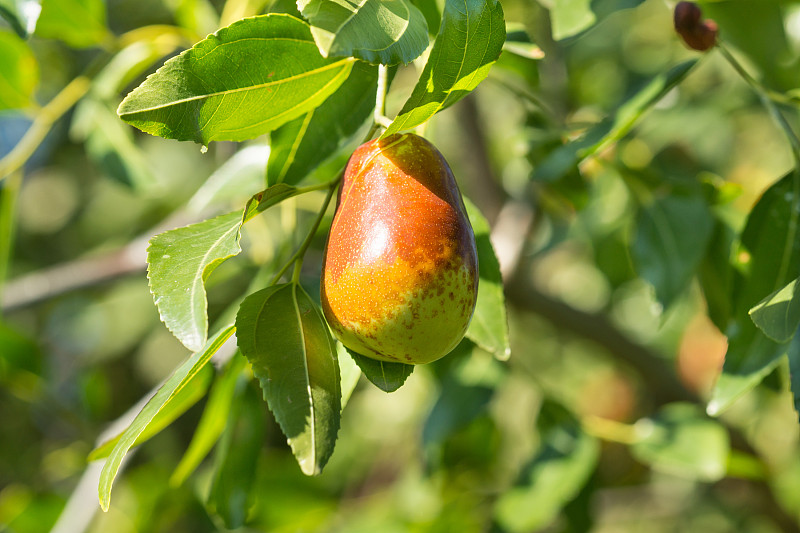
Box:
[3,0,800,532]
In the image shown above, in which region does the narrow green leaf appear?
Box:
[267,61,378,186]
[750,278,800,343]
[337,342,361,408]
[97,324,235,512]
[463,198,510,360]
[345,346,413,393]
[71,96,157,190]
[207,379,266,529]
[710,171,800,414]
[118,14,355,144]
[170,353,247,487]
[533,59,698,183]
[503,23,543,60]
[147,212,245,352]
[88,365,213,461]
[0,0,41,37]
[632,403,729,482]
[236,284,341,475]
[300,0,428,65]
[0,31,38,110]
[631,194,714,307]
[35,0,108,48]
[494,402,599,533]
[382,0,505,137]
[242,183,308,221]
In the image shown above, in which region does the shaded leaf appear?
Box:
[463,198,510,360]
[345,345,413,393]
[711,172,800,414]
[549,0,595,41]
[236,283,341,475]
[631,194,714,307]
[88,365,213,461]
[171,353,248,487]
[410,0,441,35]
[533,59,698,182]
[300,0,428,65]
[267,61,378,186]
[698,218,736,332]
[337,342,361,407]
[148,211,245,352]
[494,402,599,533]
[750,277,800,343]
[0,0,41,37]
[787,327,800,421]
[632,403,729,481]
[97,325,236,511]
[207,378,266,529]
[35,0,108,48]
[118,14,355,144]
[0,31,38,110]
[382,0,505,137]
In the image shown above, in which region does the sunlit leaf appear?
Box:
[749,277,800,343]
[494,402,599,532]
[632,194,714,307]
[710,172,800,414]
[345,346,413,393]
[88,365,213,461]
[0,0,41,37]
[549,0,595,41]
[632,403,729,482]
[97,325,235,512]
[267,61,378,186]
[463,198,509,360]
[0,31,38,110]
[118,14,355,144]
[299,0,428,65]
[236,283,341,475]
[35,0,108,48]
[207,378,266,529]
[170,353,247,487]
[382,0,505,137]
[147,211,245,352]
[337,342,361,407]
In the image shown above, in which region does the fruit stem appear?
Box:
[373,64,393,131]
[271,173,342,286]
[717,42,800,166]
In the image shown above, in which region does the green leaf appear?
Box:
[345,346,413,393]
[71,96,157,190]
[422,345,504,445]
[549,0,595,41]
[170,353,247,487]
[463,198,510,360]
[632,403,729,482]
[0,31,38,110]
[494,402,599,533]
[503,23,543,60]
[188,144,269,213]
[148,211,246,352]
[382,0,505,137]
[97,324,235,512]
[337,342,361,408]
[786,327,800,422]
[0,0,41,37]
[409,0,441,35]
[207,378,266,529]
[698,219,736,332]
[118,14,355,144]
[88,364,213,462]
[267,61,379,186]
[299,0,428,65]
[710,172,800,414]
[533,59,698,183]
[236,283,341,475]
[631,194,714,307]
[749,278,800,343]
[35,0,108,48]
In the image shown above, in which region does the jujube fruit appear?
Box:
[321,133,479,365]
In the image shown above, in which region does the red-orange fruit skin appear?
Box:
[321,133,478,364]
